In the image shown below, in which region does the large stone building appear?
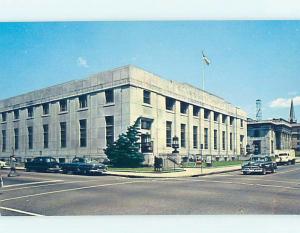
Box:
[247,99,300,155]
[247,118,292,155]
[0,65,247,163]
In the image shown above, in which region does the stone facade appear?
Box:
[247,119,292,155]
[0,65,247,163]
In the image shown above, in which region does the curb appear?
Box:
[105,167,241,178]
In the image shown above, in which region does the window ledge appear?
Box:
[27,117,34,120]
[166,109,175,114]
[42,114,50,117]
[1,121,7,124]
[77,108,88,112]
[104,103,115,107]
[142,103,152,108]
[59,111,68,115]
[13,119,20,122]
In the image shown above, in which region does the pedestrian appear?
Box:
[8,154,19,177]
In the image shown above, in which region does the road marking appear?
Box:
[170,178,300,191]
[3,180,64,188]
[2,179,100,192]
[0,206,44,216]
[0,180,146,202]
[274,168,300,175]
[207,175,300,185]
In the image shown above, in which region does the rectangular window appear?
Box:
[271,140,274,154]
[79,119,87,147]
[180,102,188,114]
[14,109,19,120]
[180,124,186,148]
[60,99,68,112]
[143,90,151,104]
[2,112,7,122]
[214,130,218,150]
[193,106,200,117]
[105,116,114,146]
[193,126,198,149]
[28,106,34,118]
[214,112,219,122]
[105,89,114,103]
[43,124,49,149]
[60,122,66,148]
[14,128,19,150]
[204,109,210,119]
[141,119,152,130]
[43,103,49,115]
[166,97,175,111]
[2,130,6,152]
[204,128,208,149]
[79,95,88,109]
[240,119,244,127]
[222,114,227,124]
[166,121,172,147]
[230,133,233,150]
[222,131,226,150]
[230,117,234,126]
[28,126,33,149]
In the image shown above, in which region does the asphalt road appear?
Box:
[1,164,300,216]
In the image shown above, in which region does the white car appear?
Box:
[0,160,7,168]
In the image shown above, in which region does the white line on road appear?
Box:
[207,174,300,185]
[0,206,44,216]
[170,178,300,191]
[2,179,100,192]
[274,168,300,175]
[0,180,146,202]
[3,180,64,188]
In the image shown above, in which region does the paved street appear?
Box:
[1,164,300,216]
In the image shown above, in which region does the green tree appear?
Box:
[104,117,144,167]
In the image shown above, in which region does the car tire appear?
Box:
[242,171,247,175]
[288,161,292,165]
[261,168,266,175]
[271,168,276,173]
[62,169,68,174]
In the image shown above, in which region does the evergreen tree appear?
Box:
[104,117,144,167]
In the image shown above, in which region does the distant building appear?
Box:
[247,118,292,155]
[0,65,247,163]
[247,99,300,155]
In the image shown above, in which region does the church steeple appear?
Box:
[289,99,296,124]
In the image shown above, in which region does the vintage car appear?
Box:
[241,155,277,175]
[25,156,61,172]
[60,157,107,175]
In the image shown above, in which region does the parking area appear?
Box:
[1,163,300,215]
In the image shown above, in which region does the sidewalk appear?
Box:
[106,165,241,178]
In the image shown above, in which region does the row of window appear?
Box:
[1,89,115,122]
[1,116,114,152]
[166,121,244,150]
[143,90,244,127]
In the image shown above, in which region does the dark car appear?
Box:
[60,157,107,175]
[25,156,61,172]
[241,155,277,175]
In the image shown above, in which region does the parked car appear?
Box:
[241,155,277,175]
[60,157,107,175]
[25,156,61,172]
[0,160,6,169]
[274,149,296,165]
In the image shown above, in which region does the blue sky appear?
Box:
[0,21,299,120]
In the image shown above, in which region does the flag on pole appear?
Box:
[202,51,211,65]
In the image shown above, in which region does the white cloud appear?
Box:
[77,57,89,68]
[270,96,300,108]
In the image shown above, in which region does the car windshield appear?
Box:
[250,157,266,162]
